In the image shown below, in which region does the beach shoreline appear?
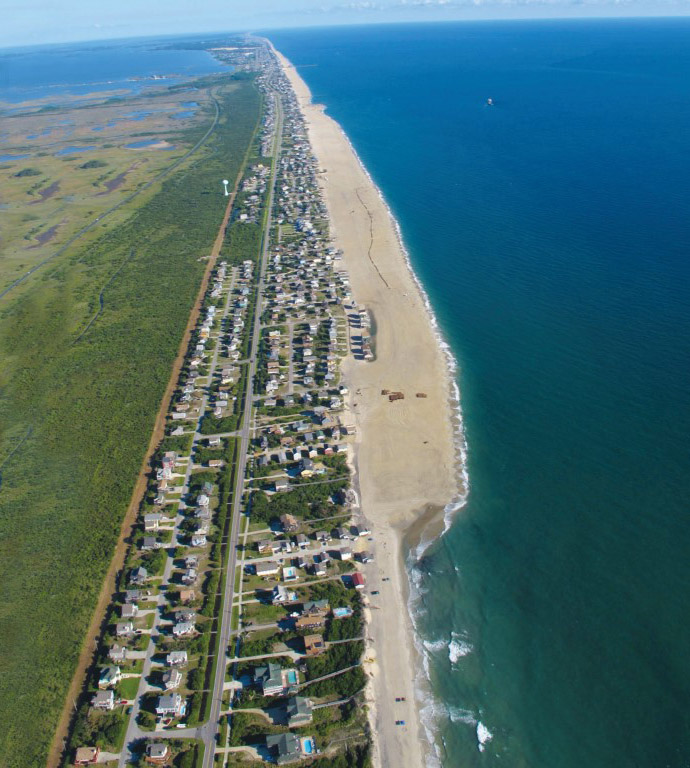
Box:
[272,44,465,768]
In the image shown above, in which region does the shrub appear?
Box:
[14,167,42,177]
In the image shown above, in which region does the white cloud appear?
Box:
[333,0,689,6]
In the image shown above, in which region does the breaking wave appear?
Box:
[477,721,494,752]
[448,633,473,664]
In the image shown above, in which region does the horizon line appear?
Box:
[2,13,690,53]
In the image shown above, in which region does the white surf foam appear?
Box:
[448,633,473,664]
[423,638,448,654]
[286,74,474,768]
[329,120,471,554]
[421,632,472,665]
[477,721,494,752]
[333,131,477,766]
[448,706,477,726]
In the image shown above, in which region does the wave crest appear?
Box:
[477,721,493,752]
[449,634,473,664]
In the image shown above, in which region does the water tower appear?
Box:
[222,179,229,196]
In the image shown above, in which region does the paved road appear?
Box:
[200,90,285,768]
[287,320,295,394]
[117,260,240,767]
[241,541,349,564]
[116,72,284,768]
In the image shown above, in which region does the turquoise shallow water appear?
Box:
[269,20,690,767]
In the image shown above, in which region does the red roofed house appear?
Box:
[351,572,365,590]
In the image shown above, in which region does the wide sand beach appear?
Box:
[272,45,462,767]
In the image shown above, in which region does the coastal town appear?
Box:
[62,43,380,768]
[5,11,670,768]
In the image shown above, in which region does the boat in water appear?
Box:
[486,97,494,106]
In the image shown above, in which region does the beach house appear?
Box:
[286,696,313,727]
[351,572,365,590]
[98,666,121,689]
[74,748,100,765]
[146,743,170,764]
[156,693,184,717]
[266,733,303,765]
[91,690,115,711]
[303,634,326,656]
[255,561,280,578]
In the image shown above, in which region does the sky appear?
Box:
[1,0,689,48]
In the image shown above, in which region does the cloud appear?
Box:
[320,0,688,10]
[3,0,689,48]
[341,1,382,8]
[332,0,689,7]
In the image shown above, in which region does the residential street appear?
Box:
[200,91,284,768]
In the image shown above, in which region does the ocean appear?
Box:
[269,20,690,768]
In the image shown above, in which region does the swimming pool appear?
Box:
[302,738,314,755]
[286,669,298,685]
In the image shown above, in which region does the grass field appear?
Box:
[0,85,222,294]
[0,74,262,768]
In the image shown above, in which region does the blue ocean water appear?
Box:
[0,37,226,103]
[270,20,690,767]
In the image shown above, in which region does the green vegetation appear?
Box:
[175,742,199,768]
[0,77,262,768]
[249,479,348,526]
[159,433,194,455]
[305,641,364,682]
[241,600,285,625]
[307,700,368,751]
[229,712,282,746]
[221,219,261,267]
[238,629,294,658]
[64,705,128,755]
[79,159,108,169]
[13,167,42,177]
[309,745,371,768]
[116,675,141,700]
[325,612,363,642]
[305,666,367,699]
[217,713,229,747]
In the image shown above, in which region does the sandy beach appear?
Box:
[274,47,460,768]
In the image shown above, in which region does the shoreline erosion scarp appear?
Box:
[271,43,467,767]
